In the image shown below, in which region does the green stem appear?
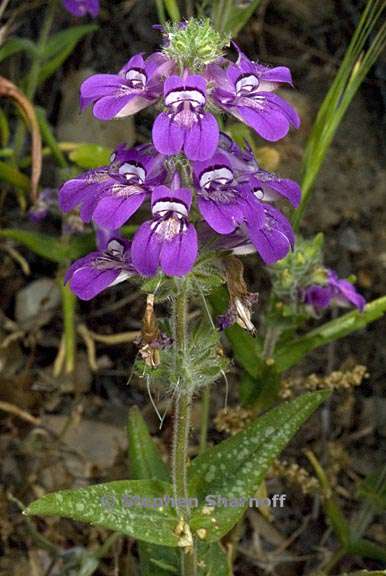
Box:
[199,387,210,454]
[61,283,76,374]
[262,325,281,359]
[172,282,196,576]
[14,0,57,156]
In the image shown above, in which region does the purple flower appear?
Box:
[208,46,300,142]
[63,0,99,17]
[152,74,219,161]
[65,238,136,300]
[305,270,365,312]
[29,188,58,222]
[131,179,198,277]
[80,53,172,120]
[59,144,166,229]
[218,133,301,207]
[192,153,294,264]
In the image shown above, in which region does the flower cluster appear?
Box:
[270,236,366,315]
[303,270,365,313]
[59,19,302,300]
[63,0,100,18]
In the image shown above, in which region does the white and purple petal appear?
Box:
[152,112,184,155]
[183,112,219,161]
[131,222,162,277]
[160,223,198,276]
[247,205,294,264]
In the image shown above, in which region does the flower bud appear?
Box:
[162,19,230,71]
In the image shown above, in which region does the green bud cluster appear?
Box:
[162,18,230,72]
[271,234,327,302]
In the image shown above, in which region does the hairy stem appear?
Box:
[199,387,210,454]
[172,282,196,576]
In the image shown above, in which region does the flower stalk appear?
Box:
[172,282,197,575]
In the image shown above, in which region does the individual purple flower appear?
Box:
[304,269,365,312]
[80,53,172,120]
[152,74,219,161]
[63,0,99,17]
[59,145,166,229]
[193,153,294,264]
[218,133,301,208]
[65,238,137,300]
[193,152,263,235]
[131,178,198,277]
[29,188,58,222]
[208,46,300,142]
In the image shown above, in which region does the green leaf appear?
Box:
[306,450,351,546]
[25,480,181,547]
[0,37,37,63]
[69,143,112,169]
[189,391,329,541]
[197,542,231,576]
[357,469,386,510]
[223,0,262,36]
[294,0,386,228]
[36,107,68,169]
[347,539,386,563]
[128,407,179,574]
[137,542,179,576]
[274,297,386,372]
[163,0,181,23]
[240,363,281,409]
[38,25,98,84]
[0,160,30,191]
[61,283,76,374]
[0,229,95,263]
[128,406,170,483]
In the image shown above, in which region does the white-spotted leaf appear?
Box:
[189,391,329,540]
[26,479,181,547]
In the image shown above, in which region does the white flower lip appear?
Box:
[236,74,260,95]
[119,162,146,183]
[125,68,147,87]
[152,200,188,217]
[165,88,206,109]
[200,166,233,189]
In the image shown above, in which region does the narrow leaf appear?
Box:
[274,297,386,372]
[306,450,350,546]
[25,480,180,547]
[0,37,37,63]
[189,391,329,541]
[0,160,30,191]
[38,25,98,84]
[128,406,170,482]
[36,106,68,168]
[357,469,386,510]
[294,0,385,227]
[347,539,386,563]
[223,0,262,36]
[163,0,181,23]
[128,407,179,574]
[61,283,76,374]
[0,229,95,263]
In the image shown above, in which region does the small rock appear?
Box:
[15,278,60,329]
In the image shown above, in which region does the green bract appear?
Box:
[163,18,230,71]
